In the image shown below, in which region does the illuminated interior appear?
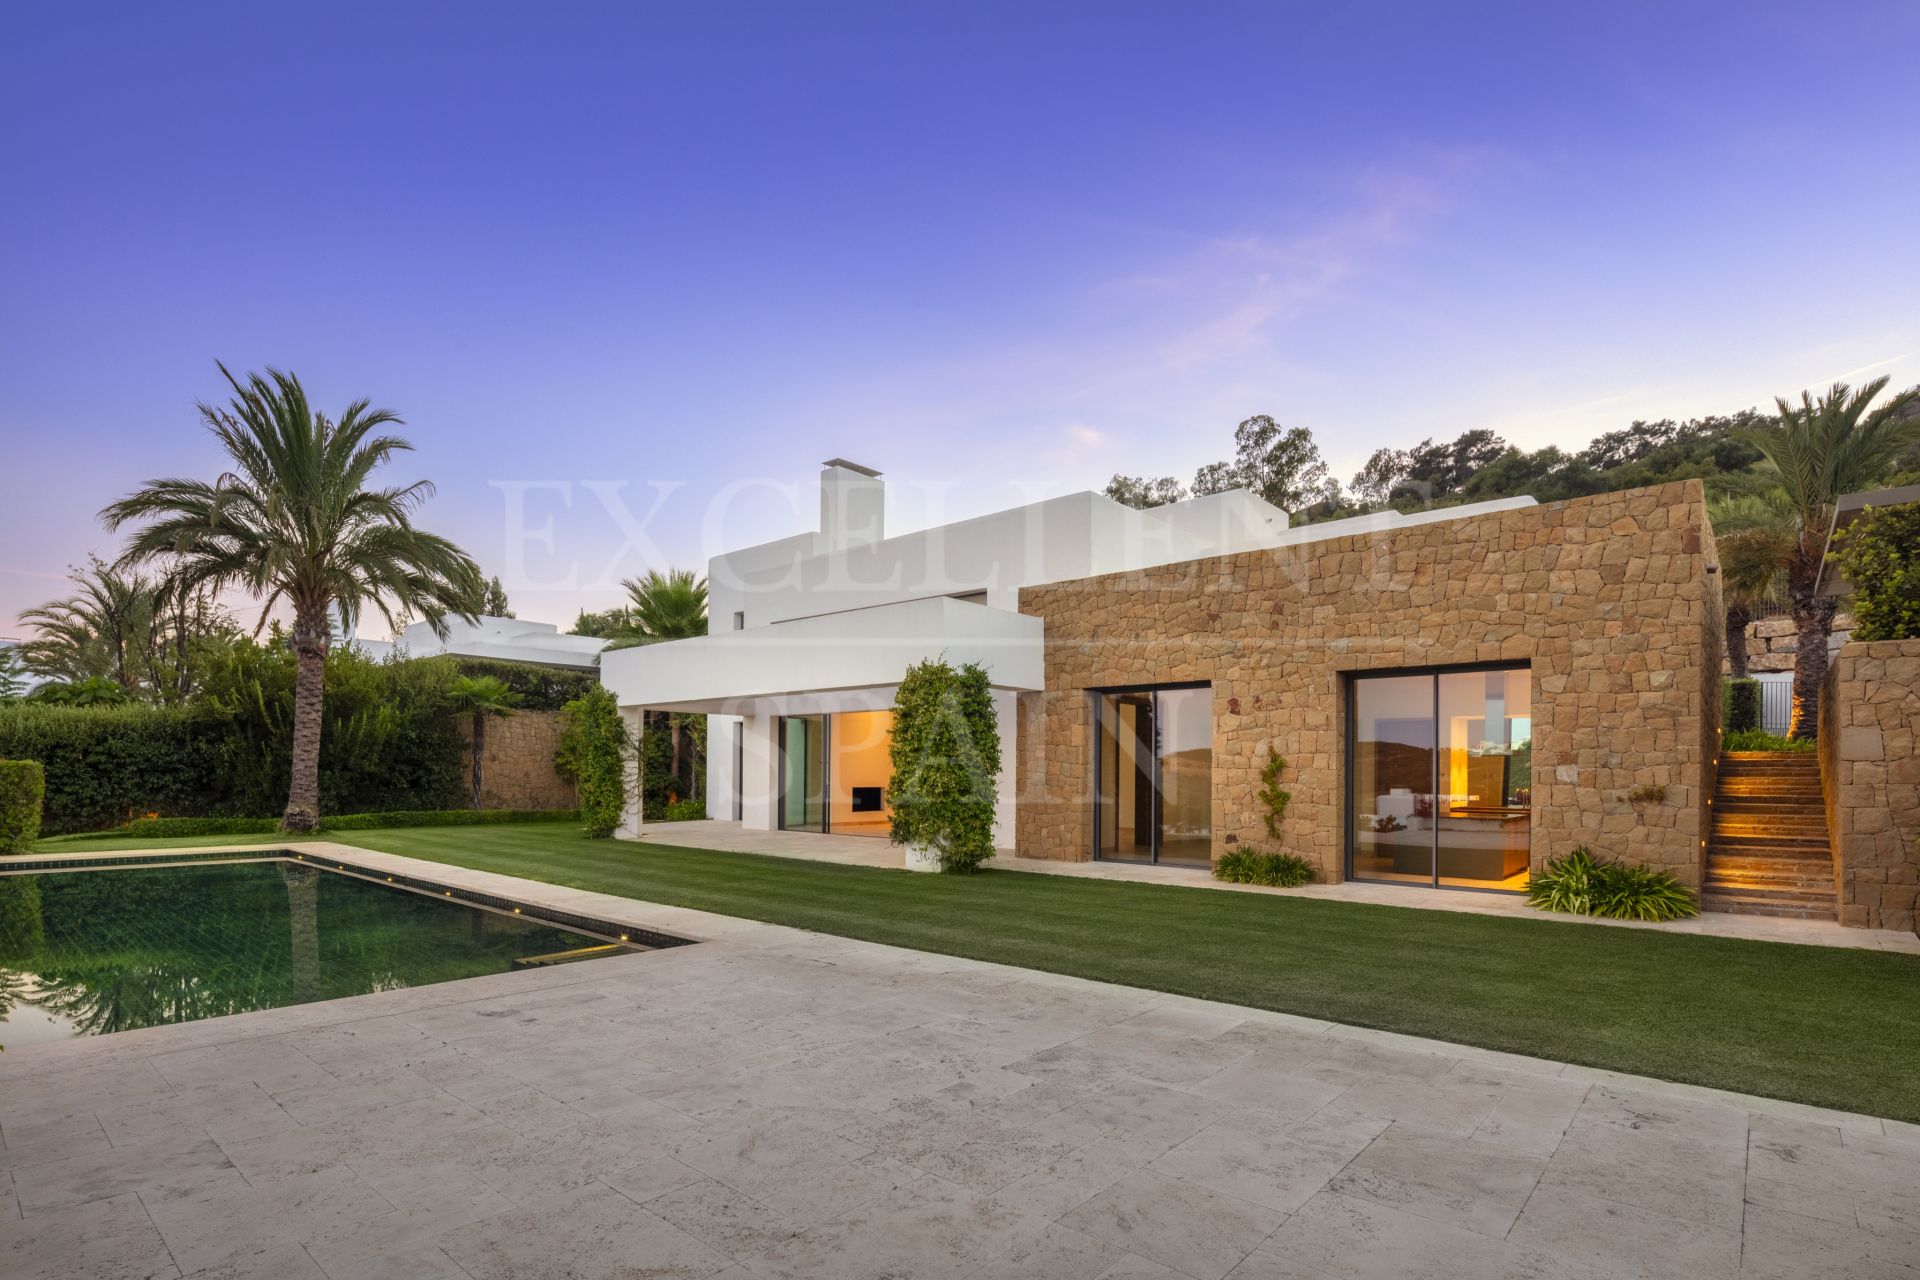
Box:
[777,711,895,838]
[1350,667,1531,891]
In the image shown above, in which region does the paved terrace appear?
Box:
[634,819,1920,955]
[3,843,1917,1280]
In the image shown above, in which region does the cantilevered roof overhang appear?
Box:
[599,595,1044,714]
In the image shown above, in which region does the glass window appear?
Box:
[829,710,893,838]
[1349,667,1530,891]
[1350,675,1436,885]
[1094,686,1212,867]
[779,715,825,833]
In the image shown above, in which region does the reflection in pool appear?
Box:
[0,860,629,1049]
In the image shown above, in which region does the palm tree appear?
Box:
[1709,492,1794,680]
[103,365,482,831]
[17,556,156,689]
[613,569,709,802]
[446,674,519,808]
[1736,378,1920,737]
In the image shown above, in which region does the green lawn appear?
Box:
[28,820,1920,1122]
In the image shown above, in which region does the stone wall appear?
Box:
[457,708,577,810]
[1015,480,1721,886]
[1733,611,1853,674]
[1816,639,1920,932]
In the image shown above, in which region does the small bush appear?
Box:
[1725,678,1761,733]
[1214,848,1316,888]
[1527,845,1698,921]
[1723,728,1814,753]
[655,798,707,822]
[0,759,46,852]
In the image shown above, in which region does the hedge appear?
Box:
[104,808,579,840]
[0,759,45,852]
[448,657,598,711]
[1725,678,1761,733]
[0,704,222,835]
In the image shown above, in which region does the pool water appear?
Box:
[0,860,621,1049]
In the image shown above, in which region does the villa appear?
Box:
[602,462,1722,897]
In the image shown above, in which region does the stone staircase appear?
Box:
[1702,751,1836,919]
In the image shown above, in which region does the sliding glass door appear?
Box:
[1093,685,1212,867]
[777,711,895,837]
[779,715,826,833]
[1348,666,1532,891]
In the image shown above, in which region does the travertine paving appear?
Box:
[2,844,1916,1279]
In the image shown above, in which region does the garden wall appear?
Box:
[457,708,576,810]
[1016,480,1721,885]
[1817,639,1920,932]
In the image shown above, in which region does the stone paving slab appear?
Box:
[1,843,1917,1279]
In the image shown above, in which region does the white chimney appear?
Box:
[820,458,884,551]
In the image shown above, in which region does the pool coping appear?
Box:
[0,843,698,954]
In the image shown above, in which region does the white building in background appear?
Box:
[355,615,609,670]
[601,458,1304,846]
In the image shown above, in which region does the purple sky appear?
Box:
[4,2,1917,636]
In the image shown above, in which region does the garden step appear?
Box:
[1700,891,1838,920]
[1706,871,1835,893]
[1705,851,1832,871]
[1722,752,1819,763]
[1709,832,1831,850]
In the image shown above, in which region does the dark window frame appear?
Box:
[1342,660,1532,895]
[1089,681,1213,866]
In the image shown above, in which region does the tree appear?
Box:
[1832,501,1920,642]
[479,575,514,617]
[1103,474,1186,509]
[555,685,629,837]
[568,606,632,638]
[0,648,27,701]
[610,568,709,804]
[1735,378,1920,737]
[1709,492,1794,680]
[1350,447,1410,508]
[1192,416,1335,513]
[18,557,155,689]
[103,364,483,831]
[446,674,519,808]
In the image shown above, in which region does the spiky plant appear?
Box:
[103,365,482,831]
[1735,379,1920,737]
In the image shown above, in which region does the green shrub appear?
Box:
[1214,848,1315,887]
[94,808,580,840]
[1832,502,1920,641]
[655,798,707,822]
[1528,845,1698,921]
[0,759,46,852]
[1258,749,1291,838]
[557,686,630,838]
[1723,728,1815,752]
[887,658,1001,873]
[0,704,221,834]
[1725,678,1761,733]
[448,657,598,711]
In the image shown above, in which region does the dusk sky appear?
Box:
[4,2,1917,636]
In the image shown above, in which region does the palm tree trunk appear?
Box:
[1725,602,1753,680]
[471,710,486,809]
[284,605,328,831]
[1788,592,1838,740]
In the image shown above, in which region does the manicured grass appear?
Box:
[25,820,1920,1121]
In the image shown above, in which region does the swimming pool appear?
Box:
[0,855,679,1049]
